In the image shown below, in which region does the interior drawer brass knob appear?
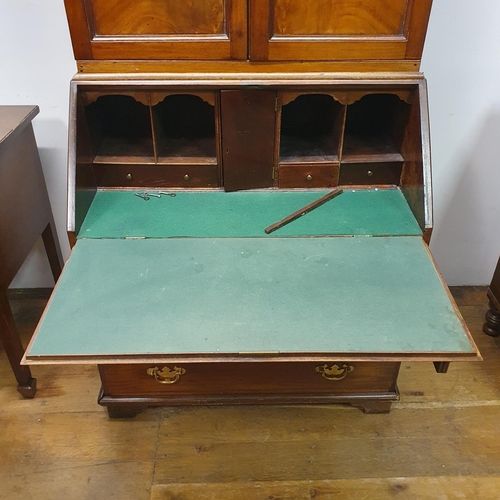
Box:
[315,363,354,381]
[306,174,313,181]
[147,366,186,384]
[367,170,373,176]
[184,174,190,181]
[126,173,132,180]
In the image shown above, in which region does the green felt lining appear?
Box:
[27,236,475,359]
[77,188,422,239]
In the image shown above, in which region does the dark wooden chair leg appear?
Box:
[0,291,36,397]
[42,220,64,282]
[484,300,500,337]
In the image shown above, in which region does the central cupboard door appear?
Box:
[249,0,433,61]
[65,0,248,60]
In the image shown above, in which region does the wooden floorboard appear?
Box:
[151,477,500,500]
[1,287,500,499]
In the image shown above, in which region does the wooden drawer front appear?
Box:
[93,164,219,188]
[339,162,403,186]
[278,164,340,188]
[100,362,399,398]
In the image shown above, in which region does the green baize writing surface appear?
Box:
[27,236,475,359]
[78,189,422,238]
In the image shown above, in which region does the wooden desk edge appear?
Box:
[0,105,39,146]
[23,351,481,366]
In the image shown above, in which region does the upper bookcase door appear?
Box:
[249,0,432,62]
[64,0,247,60]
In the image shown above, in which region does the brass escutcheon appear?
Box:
[147,366,186,384]
[315,363,354,381]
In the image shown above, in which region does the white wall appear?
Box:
[0,0,75,287]
[1,0,499,286]
[422,0,500,285]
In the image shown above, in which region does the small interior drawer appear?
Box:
[278,164,340,188]
[99,361,400,398]
[93,164,219,188]
[339,162,403,185]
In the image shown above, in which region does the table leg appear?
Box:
[433,361,450,373]
[42,220,64,282]
[484,299,500,337]
[0,291,36,397]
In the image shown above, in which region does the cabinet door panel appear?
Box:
[274,0,406,36]
[250,0,432,61]
[64,0,247,60]
[91,0,225,36]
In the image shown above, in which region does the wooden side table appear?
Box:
[484,256,500,337]
[0,106,64,397]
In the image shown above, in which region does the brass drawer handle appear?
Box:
[315,363,354,381]
[147,366,186,384]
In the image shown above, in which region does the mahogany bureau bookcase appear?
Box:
[23,0,481,417]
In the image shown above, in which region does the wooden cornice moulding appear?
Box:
[76,60,422,75]
[71,72,426,86]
